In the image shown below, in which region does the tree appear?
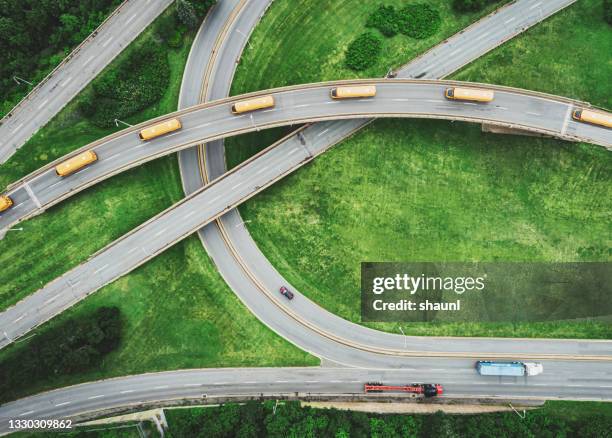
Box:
[344,32,383,71]
[453,0,487,13]
[176,0,199,29]
[604,0,612,25]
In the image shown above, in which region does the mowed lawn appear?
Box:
[228,0,612,338]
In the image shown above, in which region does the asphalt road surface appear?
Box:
[0,0,174,164]
[1,360,612,434]
[1,79,609,235]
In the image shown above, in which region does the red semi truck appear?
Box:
[364,382,443,397]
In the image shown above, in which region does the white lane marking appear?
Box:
[426,99,442,103]
[93,264,109,275]
[128,247,139,254]
[38,99,49,109]
[155,228,167,237]
[120,390,135,394]
[244,381,257,384]
[288,149,299,156]
[55,402,71,407]
[476,31,489,41]
[185,211,195,218]
[106,153,121,161]
[275,380,288,383]
[154,385,169,389]
[125,13,137,25]
[60,77,72,87]
[19,411,34,416]
[13,315,25,323]
[295,104,310,108]
[212,382,227,385]
[349,380,360,383]
[497,106,508,110]
[184,383,200,387]
[560,105,573,136]
[231,183,242,190]
[209,195,221,203]
[599,385,612,388]
[88,394,105,399]
[255,166,268,175]
[527,111,541,117]
[83,55,95,66]
[44,294,61,305]
[330,380,341,383]
[102,37,114,48]
[392,98,411,102]
[13,123,24,133]
[317,128,330,137]
[529,2,542,10]
[449,48,460,57]
[505,17,516,24]
[306,381,318,383]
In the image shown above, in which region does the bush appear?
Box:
[345,32,383,71]
[397,4,441,39]
[366,5,400,37]
[453,0,503,13]
[0,307,123,403]
[605,0,612,25]
[78,42,170,127]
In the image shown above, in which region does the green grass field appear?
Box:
[227,0,612,338]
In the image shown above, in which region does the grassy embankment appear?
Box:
[0,6,316,403]
[227,0,612,338]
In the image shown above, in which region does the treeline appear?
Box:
[453,0,501,13]
[164,401,612,438]
[77,0,216,127]
[0,0,121,116]
[0,306,122,403]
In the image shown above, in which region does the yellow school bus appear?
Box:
[330,85,377,99]
[0,195,13,212]
[445,87,494,102]
[139,118,182,141]
[572,108,612,128]
[231,95,275,114]
[55,150,98,177]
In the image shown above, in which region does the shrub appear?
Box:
[0,306,123,403]
[78,42,170,127]
[345,32,383,71]
[366,5,400,37]
[397,4,441,39]
[605,0,612,25]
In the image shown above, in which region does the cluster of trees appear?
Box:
[605,0,612,25]
[453,0,500,13]
[165,401,612,438]
[0,306,122,403]
[155,0,218,48]
[345,32,383,71]
[78,42,170,127]
[0,0,121,116]
[346,3,441,71]
[366,4,441,39]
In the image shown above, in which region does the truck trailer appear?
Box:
[476,361,543,377]
[364,382,443,397]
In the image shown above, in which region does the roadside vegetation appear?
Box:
[0,307,122,403]
[227,0,612,338]
[0,0,122,118]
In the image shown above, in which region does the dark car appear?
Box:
[279,286,294,300]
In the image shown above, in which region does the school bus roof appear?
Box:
[449,87,494,102]
[139,118,182,141]
[55,150,98,176]
[575,108,612,128]
[0,195,12,212]
[333,85,377,98]
[232,95,275,113]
